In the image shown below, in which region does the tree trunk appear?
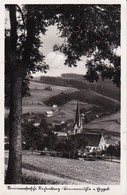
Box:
[5,72,23,184]
[5,5,23,184]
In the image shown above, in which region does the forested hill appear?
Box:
[44,89,120,112]
[38,74,120,101]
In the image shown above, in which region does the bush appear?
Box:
[55,140,78,159]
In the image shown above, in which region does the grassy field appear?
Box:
[22,105,51,114]
[85,111,120,133]
[28,81,78,101]
[46,100,103,124]
[61,100,96,112]
[5,151,120,185]
[21,81,79,114]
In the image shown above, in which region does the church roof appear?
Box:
[83,133,102,147]
[71,132,103,147]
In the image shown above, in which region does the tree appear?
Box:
[5,4,56,184]
[55,139,78,159]
[106,145,116,161]
[5,5,23,184]
[22,122,45,150]
[115,141,120,158]
[54,5,120,87]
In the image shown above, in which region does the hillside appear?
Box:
[62,100,95,112]
[45,97,120,134]
[21,81,120,127]
[22,81,78,113]
[45,99,117,127]
[5,79,120,129]
[46,100,98,124]
[80,89,120,111]
[84,111,120,133]
[39,74,120,101]
[45,88,120,112]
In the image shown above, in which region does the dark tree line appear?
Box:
[40,75,120,101]
[45,90,120,112]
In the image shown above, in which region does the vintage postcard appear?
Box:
[0,0,127,194]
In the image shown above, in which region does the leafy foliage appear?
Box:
[22,117,58,151]
[106,142,120,158]
[22,122,45,150]
[5,5,56,108]
[53,5,120,87]
[55,139,78,159]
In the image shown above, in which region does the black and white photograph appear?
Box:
[1,0,127,194]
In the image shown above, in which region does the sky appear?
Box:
[5,9,87,77]
[5,9,120,78]
[35,25,120,78]
[35,25,87,77]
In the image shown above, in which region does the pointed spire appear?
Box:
[75,100,81,127]
[73,100,82,134]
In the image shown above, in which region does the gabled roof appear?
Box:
[71,132,103,147]
[84,133,102,147]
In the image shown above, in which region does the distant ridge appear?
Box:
[61,73,84,80]
[45,88,120,112]
[37,74,120,101]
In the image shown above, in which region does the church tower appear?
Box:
[73,100,83,134]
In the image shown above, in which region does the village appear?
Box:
[5,94,120,161]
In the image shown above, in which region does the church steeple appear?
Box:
[73,100,82,134]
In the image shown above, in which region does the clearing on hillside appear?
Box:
[22,81,79,114]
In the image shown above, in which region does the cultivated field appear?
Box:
[5,151,120,185]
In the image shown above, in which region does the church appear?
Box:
[68,100,107,152]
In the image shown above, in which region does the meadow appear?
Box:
[21,81,79,114]
[5,151,120,185]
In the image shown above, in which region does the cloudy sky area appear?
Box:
[5,10,87,77]
[5,9,120,78]
[35,25,87,77]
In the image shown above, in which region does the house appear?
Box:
[53,131,68,142]
[45,111,53,117]
[33,122,40,127]
[52,104,57,109]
